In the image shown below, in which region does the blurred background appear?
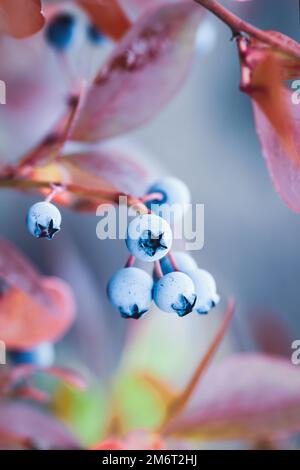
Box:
[0,0,299,449]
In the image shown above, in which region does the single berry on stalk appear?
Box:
[126,214,172,262]
[187,269,220,314]
[26,201,61,240]
[153,272,197,317]
[107,267,153,319]
[46,13,76,51]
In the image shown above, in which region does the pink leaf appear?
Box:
[71,2,203,142]
[0,400,80,449]
[166,354,300,441]
[61,149,150,195]
[253,100,300,214]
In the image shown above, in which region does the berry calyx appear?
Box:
[126,214,172,262]
[107,267,153,319]
[26,201,62,240]
[153,272,197,317]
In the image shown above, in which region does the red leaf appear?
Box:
[238,35,300,213]
[165,354,300,441]
[0,240,75,348]
[78,0,131,40]
[0,400,80,449]
[71,2,203,141]
[0,0,44,38]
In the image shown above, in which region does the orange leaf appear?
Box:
[0,277,75,349]
[78,0,131,40]
[0,0,44,38]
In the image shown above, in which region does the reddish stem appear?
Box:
[160,298,236,434]
[154,261,163,279]
[140,192,164,203]
[194,0,300,60]
[125,255,136,268]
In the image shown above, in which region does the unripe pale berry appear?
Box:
[107,267,153,319]
[46,13,76,51]
[187,269,220,314]
[126,214,172,262]
[153,272,197,317]
[160,251,198,275]
[145,177,191,219]
[9,342,55,368]
[26,201,61,240]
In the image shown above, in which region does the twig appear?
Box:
[194,0,300,61]
[159,298,236,435]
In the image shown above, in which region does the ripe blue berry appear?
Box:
[26,201,61,240]
[87,24,106,44]
[145,177,191,219]
[187,269,220,314]
[107,267,153,319]
[160,251,198,275]
[126,214,172,262]
[9,342,55,368]
[46,13,76,51]
[153,272,197,317]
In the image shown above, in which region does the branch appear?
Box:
[194,0,300,61]
[0,178,147,212]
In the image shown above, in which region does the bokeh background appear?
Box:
[0,0,299,449]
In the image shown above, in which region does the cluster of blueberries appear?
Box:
[26,177,219,320]
[107,177,219,319]
[46,11,105,51]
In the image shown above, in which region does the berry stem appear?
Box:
[140,192,164,203]
[45,184,65,203]
[154,261,163,279]
[159,298,236,435]
[194,0,300,61]
[168,251,179,272]
[125,255,136,268]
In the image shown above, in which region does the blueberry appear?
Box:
[87,24,106,44]
[153,272,197,317]
[187,269,220,314]
[9,342,55,368]
[160,251,198,275]
[46,13,76,51]
[145,177,191,220]
[107,267,153,319]
[26,201,61,240]
[126,214,172,262]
